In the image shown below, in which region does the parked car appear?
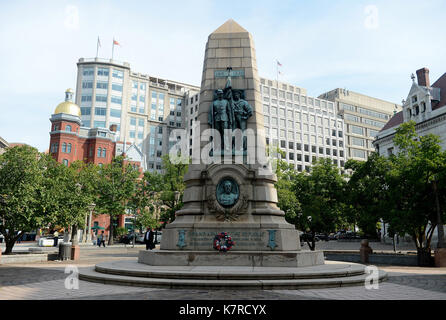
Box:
[136,233,145,244]
[316,233,329,241]
[119,233,136,245]
[300,232,320,242]
[154,231,162,244]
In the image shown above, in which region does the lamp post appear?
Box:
[86,203,96,243]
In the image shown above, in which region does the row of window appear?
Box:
[266,139,345,157]
[344,113,386,128]
[50,142,72,153]
[82,67,123,79]
[281,152,345,166]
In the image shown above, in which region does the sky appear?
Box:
[0,0,445,151]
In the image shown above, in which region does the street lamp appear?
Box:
[86,203,96,243]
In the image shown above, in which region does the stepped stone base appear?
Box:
[79,260,387,289]
[138,249,324,267]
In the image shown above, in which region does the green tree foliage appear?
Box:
[344,153,392,238]
[0,146,48,254]
[384,121,446,264]
[158,155,188,224]
[129,170,164,232]
[293,159,346,250]
[96,156,140,245]
[274,153,300,225]
[43,160,99,243]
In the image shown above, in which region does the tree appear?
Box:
[344,153,392,238]
[293,158,346,250]
[0,146,47,254]
[96,156,140,245]
[274,151,300,225]
[158,155,188,224]
[384,121,446,265]
[129,170,164,233]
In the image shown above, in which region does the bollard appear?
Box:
[360,239,373,264]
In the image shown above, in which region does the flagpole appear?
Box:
[112,38,115,60]
[96,37,99,58]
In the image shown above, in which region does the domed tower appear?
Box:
[49,89,82,166]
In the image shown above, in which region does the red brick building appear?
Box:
[49,89,144,239]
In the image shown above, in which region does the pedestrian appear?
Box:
[98,230,106,247]
[91,231,97,246]
[53,230,59,247]
[144,227,154,250]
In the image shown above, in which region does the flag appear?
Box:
[113,39,121,46]
[277,60,282,67]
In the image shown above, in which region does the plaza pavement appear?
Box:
[1,243,445,300]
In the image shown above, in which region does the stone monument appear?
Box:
[80,20,387,288]
[139,19,323,267]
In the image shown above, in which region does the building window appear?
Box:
[102,148,106,158]
[138,118,144,126]
[81,95,92,102]
[130,117,136,126]
[96,81,108,90]
[67,143,72,153]
[82,81,93,89]
[96,94,107,102]
[94,121,106,128]
[110,109,121,118]
[63,159,68,166]
[82,68,94,76]
[352,149,366,159]
[95,107,107,116]
[97,68,109,76]
[97,147,102,157]
[81,107,91,115]
[65,125,72,132]
[62,143,67,153]
[112,69,123,79]
[111,96,122,104]
[130,131,135,138]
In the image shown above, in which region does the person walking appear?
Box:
[98,231,106,247]
[144,227,154,250]
[53,230,59,247]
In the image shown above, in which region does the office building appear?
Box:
[260,78,347,172]
[75,58,200,172]
[318,89,400,161]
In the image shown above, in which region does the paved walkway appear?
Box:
[0,247,445,300]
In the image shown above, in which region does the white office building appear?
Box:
[75,58,200,172]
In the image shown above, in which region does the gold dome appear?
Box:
[54,89,81,117]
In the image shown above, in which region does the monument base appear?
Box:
[138,249,324,267]
[434,248,446,267]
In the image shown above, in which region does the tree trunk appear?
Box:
[108,215,114,245]
[71,225,78,246]
[4,238,15,255]
[417,247,433,267]
[433,179,445,248]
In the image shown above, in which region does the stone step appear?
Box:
[79,261,387,289]
[93,260,366,280]
[79,267,386,290]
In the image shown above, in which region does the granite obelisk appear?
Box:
[140,19,323,267]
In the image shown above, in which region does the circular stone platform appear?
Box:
[79,260,387,289]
